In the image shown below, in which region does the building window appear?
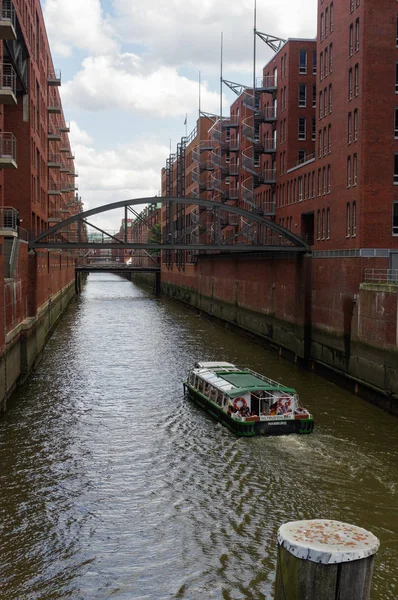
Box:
[323,166,327,194]
[329,44,333,72]
[321,209,325,239]
[298,149,306,163]
[354,64,359,96]
[299,50,307,74]
[327,208,331,238]
[355,19,360,51]
[299,83,307,107]
[320,13,324,40]
[324,87,328,115]
[353,154,357,185]
[394,154,398,184]
[393,202,398,235]
[318,169,322,196]
[325,7,329,36]
[346,203,351,236]
[298,117,306,140]
[312,117,316,141]
[323,127,327,155]
[348,112,352,143]
[330,3,334,31]
[319,91,323,118]
[317,210,321,239]
[350,0,354,13]
[328,165,331,192]
[329,84,332,113]
[396,63,398,94]
[396,17,398,47]
[347,156,351,187]
[298,177,303,201]
[328,124,332,153]
[349,24,354,56]
[349,68,353,100]
[313,50,317,74]
[320,52,323,80]
[325,48,329,76]
[312,84,317,108]
[352,201,356,236]
[354,109,358,141]
[318,130,322,158]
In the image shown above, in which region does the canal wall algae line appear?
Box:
[132,254,398,415]
[0,280,76,414]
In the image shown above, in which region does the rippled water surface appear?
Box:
[1,274,397,599]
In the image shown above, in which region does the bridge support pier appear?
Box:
[154,271,161,297]
[75,271,81,295]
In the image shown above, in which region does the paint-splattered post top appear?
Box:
[277,519,380,564]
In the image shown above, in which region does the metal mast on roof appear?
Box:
[220,32,223,122]
[253,0,257,99]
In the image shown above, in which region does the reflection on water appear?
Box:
[0,273,397,599]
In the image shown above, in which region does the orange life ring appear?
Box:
[233,397,247,410]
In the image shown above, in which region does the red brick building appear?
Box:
[160,1,398,405]
[0,0,80,411]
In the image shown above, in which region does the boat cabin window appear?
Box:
[198,379,204,392]
[210,387,217,402]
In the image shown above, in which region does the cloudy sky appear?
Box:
[42,0,317,230]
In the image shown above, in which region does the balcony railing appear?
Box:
[0,63,16,104]
[364,269,398,285]
[227,163,239,176]
[260,169,277,184]
[48,126,62,141]
[255,75,277,91]
[48,92,61,113]
[228,139,239,152]
[48,181,62,195]
[259,106,277,122]
[292,152,316,168]
[48,69,61,86]
[0,0,16,40]
[0,206,17,231]
[222,188,239,201]
[221,115,240,129]
[0,132,17,168]
[48,154,62,168]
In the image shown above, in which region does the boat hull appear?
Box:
[184,383,314,437]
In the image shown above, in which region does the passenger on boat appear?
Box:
[269,402,278,416]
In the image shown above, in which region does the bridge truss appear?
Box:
[29,197,309,257]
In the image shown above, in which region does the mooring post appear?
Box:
[275,519,379,600]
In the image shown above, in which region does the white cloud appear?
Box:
[112,0,317,73]
[43,0,118,57]
[73,124,167,229]
[69,121,93,146]
[61,54,223,116]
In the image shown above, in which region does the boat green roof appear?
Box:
[216,371,296,398]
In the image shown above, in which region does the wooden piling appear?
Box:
[275,519,379,600]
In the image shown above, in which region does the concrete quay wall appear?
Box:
[0,280,76,414]
[150,254,398,415]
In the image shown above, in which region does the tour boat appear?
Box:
[184,362,314,437]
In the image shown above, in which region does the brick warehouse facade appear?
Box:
[156,0,398,409]
[0,0,81,412]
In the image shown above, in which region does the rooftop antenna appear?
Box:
[253,0,257,99]
[198,70,201,140]
[220,32,223,121]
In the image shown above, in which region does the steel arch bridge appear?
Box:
[29,196,310,253]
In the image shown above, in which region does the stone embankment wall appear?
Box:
[0,240,77,413]
[134,254,398,415]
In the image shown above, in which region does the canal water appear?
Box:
[0,273,397,600]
